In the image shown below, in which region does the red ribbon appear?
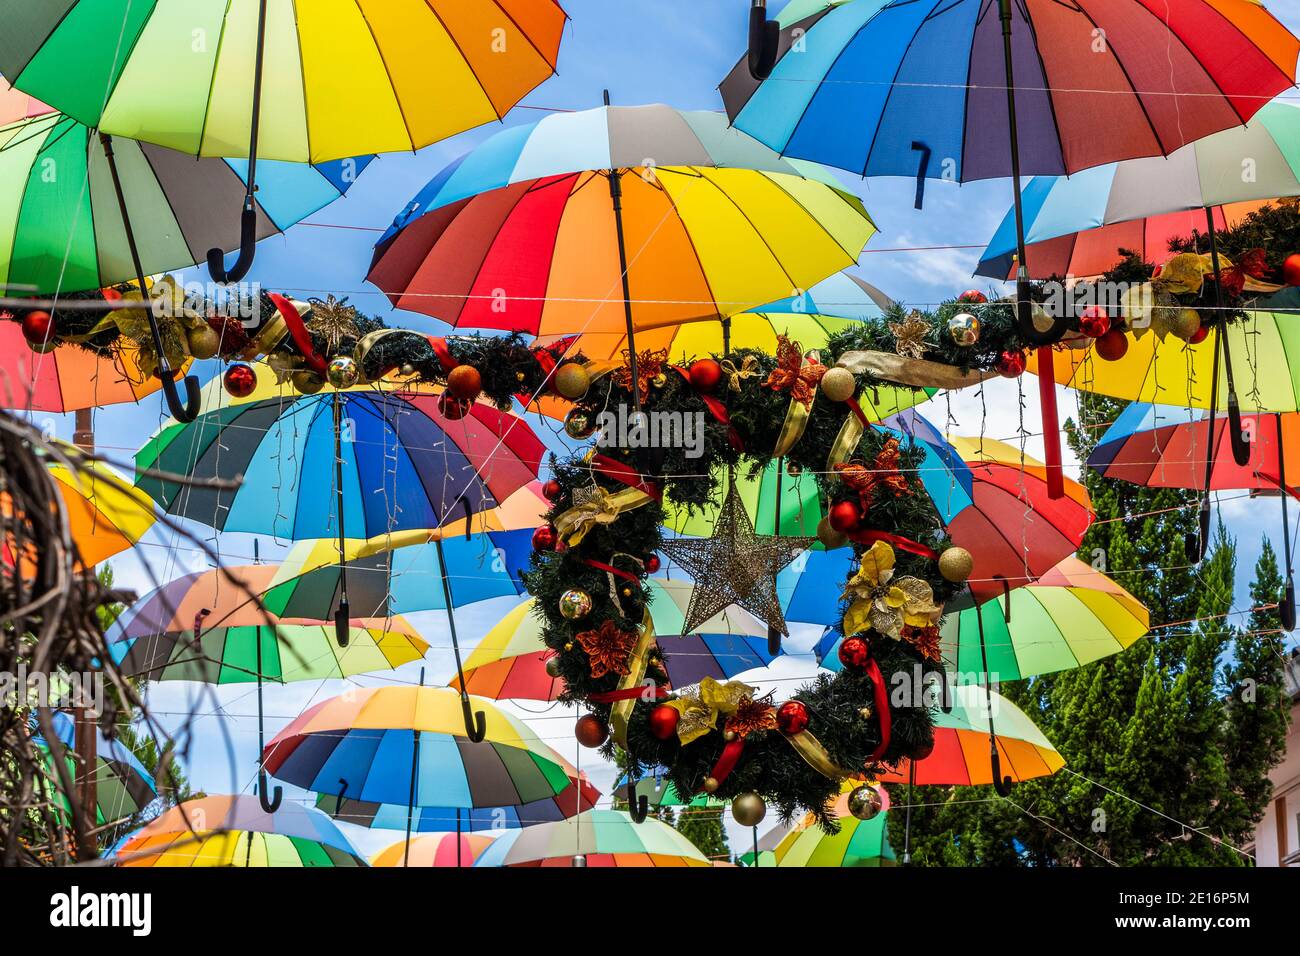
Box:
[589,685,669,703]
[268,292,326,375]
[672,366,744,451]
[428,336,457,374]
[1037,346,1064,499]
[590,453,662,500]
[582,557,640,584]
[865,657,891,761]
[846,528,939,560]
[709,738,746,787]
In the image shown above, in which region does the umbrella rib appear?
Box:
[420,0,504,125]
[1014,0,1068,174]
[352,0,420,154]
[858,0,940,179]
[487,0,562,75]
[1071,0,1165,156]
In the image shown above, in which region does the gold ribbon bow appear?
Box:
[553,484,654,546]
[720,354,759,392]
[610,612,658,748]
[666,677,759,745]
[1153,252,1215,297]
[841,540,939,639]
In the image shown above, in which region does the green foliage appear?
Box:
[674,805,730,860]
[892,393,1290,866]
[1170,199,1300,280]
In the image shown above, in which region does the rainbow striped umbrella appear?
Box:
[48,458,156,567]
[371,833,495,868]
[112,795,365,867]
[765,781,896,867]
[614,770,722,810]
[368,104,876,346]
[263,687,575,810]
[473,809,711,867]
[35,712,156,827]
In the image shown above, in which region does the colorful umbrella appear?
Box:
[367,105,876,360]
[264,529,525,619]
[875,685,1065,787]
[35,712,156,827]
[663,457,824,539]
[371,833,495,868]
[614,770,722,809]
[725,0,1300,499]
[0,110,372,296]
[263,687,577,811]
[756,270,895,320]
[472,809,711,867]
[112,795,365,867]
[947,437,1094,601]
[49,457,156,567]
[976,100,1300,280]
[451,599,562,701]
[765,781,896,867]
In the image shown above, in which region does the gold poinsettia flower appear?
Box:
[841,540,939,639]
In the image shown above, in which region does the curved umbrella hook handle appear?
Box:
[1013,288,1069,347]
[1227,393,1251,468]
[334,600,351,649]
[1281,575,1296,633]
[747,1,780,80]
[461,695,487,743]
[257,769,283,813]
[159,369,202,424]
[990,746,1012,798]
[626,779,649,823]
[1196,496,1213,564]
[207,206,259,285]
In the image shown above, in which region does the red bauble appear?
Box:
[648,704,680,741]
[828,499,862,533]
[775,700,810,735]
[1094,329,1129,362]
[1188,323,1210,345]
[837,636,871,670]
[995,349,1026,378]
[1283,253,1300,286]
[447,364,482,401]
[911,735,936,761]
[688,358,723,392]
[438,393,472,420]
[542,479,562,500]
[1077,305,1111,338]
[222,363,257,398]
[644,554,661,574]
[531,524,559,551]
[20,310,54,347]
[575,714,609,748]
[958,289,988,304]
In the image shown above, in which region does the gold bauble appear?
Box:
[847,784,883,821]
[187,325,221,361]
[554,362,591,399]
[558,589,593,621]
[723,730,737,743]
[938,546,974,583]
[731,792,767,828]
[291,370,325,395]
[817,516,848,550]
[326,355,359,389]
[702,776,720,794]
[1170,308,1202,342]
[820,365,857,403]
[544,655,562,678]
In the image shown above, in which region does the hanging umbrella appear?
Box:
[756,270,895,320]
[0,0,568,282]
[367,104,876,381]
[451,599,563,701]
[976,99,1300,280]
[614,770,722,809]
[111,795,366,867]
[0,323,179,413]
[34,712,156,827]
[264,530,524,620]
[48,457,155,567]
[316,757,599,832]
[874,684,1064,786]
[726,0,1300,500]
[472,809,711,867]
[371,833,495,868]
[663,458,824,539]
[764,780,896,867]
[946,437,1093,601]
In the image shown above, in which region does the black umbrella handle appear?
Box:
[461,696,487,743]
[1282,576,1296,633]
[990,745,1012,797]
[626,779,649,823]
[1227,393,1251,467]
[159,369,201,424]
[334,599,350,648]
[747,1,780,80]
[257,769,283,813]
[207,206,259,284]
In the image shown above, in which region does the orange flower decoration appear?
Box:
[763,335,825,408]
[902,624,942,663]
[611,347,669,405]
[575,620,638,679]
[724,695,778,739]
[834,438,911,511]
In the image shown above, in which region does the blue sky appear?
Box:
[20,0,1300,857]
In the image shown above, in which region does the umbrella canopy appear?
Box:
[135,383,545,538]
[0,324,181,413]
[49,458,155,566]
[947,437,1094,601]
[1089,401,1300,491]
[0,111,371,295]
[663,457,824,539]
[35,712,156,827]
[317,759,598,832]
[0,0,567,163]
[938,557,1149,683]
[371,832,495,868]
[112,794,365,867]
[473,809,711,867]
[875,685,1065,786]
[721,0,1299,182]
[976,100,1300,279]
[1027,306,1300,412]
[451,599,563,701]
[766,780,896,867]
[756,270,895,320]
[615,770,721,809]
[265,529,524,619]
[263,686,575,810]
[367,105,876,337]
